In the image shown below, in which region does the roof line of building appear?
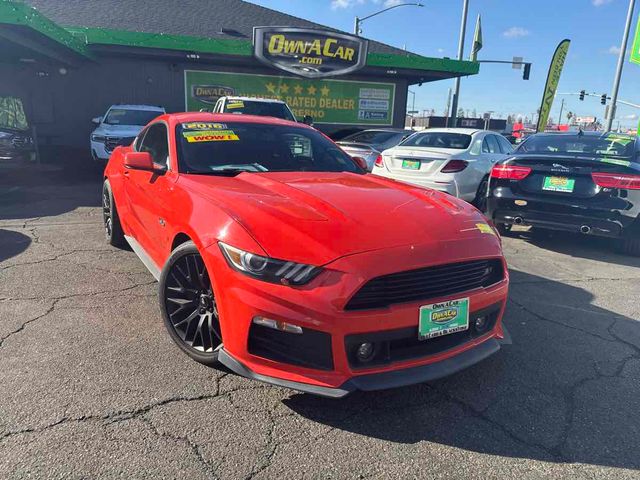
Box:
[1,0,478,76]
[0,1,92,58]
[65,26,479,76]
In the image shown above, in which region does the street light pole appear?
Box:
[448,0,470,128]
[353,2,424,35]
[606,0,636,132]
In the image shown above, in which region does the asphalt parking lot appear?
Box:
[1,158,639,479]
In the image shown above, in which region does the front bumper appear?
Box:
[220,331,508,398]
[205,239,509,397]
[90,140,110,161]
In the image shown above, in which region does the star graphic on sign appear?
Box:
[265,82,276,93]
[279,83,289,94]
[293,84,303,95]
[307,85,317,95]
[320,86,330,97]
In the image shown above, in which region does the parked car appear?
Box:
[102,112,509,398]
[212,96,313,125]
[90,104,165,162]
[372,128,514,209]
[485,131,640,255]
[336,128,414,171]
[0,96,36,161]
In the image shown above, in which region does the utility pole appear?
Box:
[606,0,636,131]
[558,98,565,126]
[449,0,470,128]
[444,87,452,126]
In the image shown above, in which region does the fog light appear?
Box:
[252,316,303,334]
[356,342,375,362]
[474,316,488,332]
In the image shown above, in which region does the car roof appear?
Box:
[108,104,165,112]
[221,96,286,104]
[532,131,637,139]
[164,112,306,128]
[417,128,482,135]
[350,128,413,134]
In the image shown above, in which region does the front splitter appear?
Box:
[218,328,508,398]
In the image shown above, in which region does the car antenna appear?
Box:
[577,127,584,137]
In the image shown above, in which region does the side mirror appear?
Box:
[92,116,103,125]
[302,115,314,126]
[352,156,368,171]
[124,151,154,171]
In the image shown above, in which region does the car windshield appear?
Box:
[104,108,162,126]
[517,133,637,160]
[400,132,472,149]
[341,131,407,150]
[222,100,296,122]
[176,122,361,175]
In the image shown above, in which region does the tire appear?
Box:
[102,179,126,248]
[159,241,222,366]
[617,236,640,256]
[472,176,489,212]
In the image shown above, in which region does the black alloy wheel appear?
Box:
[473,177,489,213]
[159,241,222,365]
[102,179,126,248]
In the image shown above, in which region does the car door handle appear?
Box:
[123,170,130,177]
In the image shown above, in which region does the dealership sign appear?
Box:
[253,27,369,78]
[184,70,394,125]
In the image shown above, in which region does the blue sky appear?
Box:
[249,0,640,128]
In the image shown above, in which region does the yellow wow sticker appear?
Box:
[183,130,239,143]
[226,101,244,109]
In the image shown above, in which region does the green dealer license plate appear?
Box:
[542,176,575,193]
[402,159,421,170]
[419,298,469,340]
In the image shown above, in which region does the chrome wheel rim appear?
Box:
[164,254,221,353]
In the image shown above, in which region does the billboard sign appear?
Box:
[253,27,369,78]
[184,70,395,126]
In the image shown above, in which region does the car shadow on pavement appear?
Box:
[284,269,640,471]
[510,227,640,268]
[0,150,102,222]
[0,229,31,262]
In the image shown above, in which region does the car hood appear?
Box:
[93,124,143,137]
[180,172,498,265]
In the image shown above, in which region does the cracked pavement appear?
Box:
[1,160,639,479]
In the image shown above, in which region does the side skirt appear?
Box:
[124,235,161,281]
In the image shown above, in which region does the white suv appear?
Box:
[90,104,165,162]
[212,96,312,124]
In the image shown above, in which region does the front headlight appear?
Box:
[91,134,106,142]
[219,242,321,286]
[0,131,11,139]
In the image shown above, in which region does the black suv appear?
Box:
[0,97,36,161]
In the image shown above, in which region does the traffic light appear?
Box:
[601,94,607,105]
[579,90,585,101]
[522,63,531,80]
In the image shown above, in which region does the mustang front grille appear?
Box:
[345,259,504,310]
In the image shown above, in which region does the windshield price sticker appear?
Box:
[183,122,228,130]
[183,130,239,143]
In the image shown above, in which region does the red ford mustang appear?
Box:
[103,113,510,398]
